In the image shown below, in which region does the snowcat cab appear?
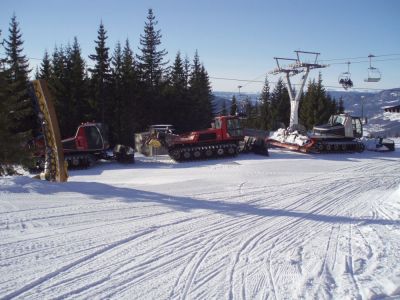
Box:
[62,122,109,152]
[313,114,362,138]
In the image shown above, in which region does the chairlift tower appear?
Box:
[269,50,328,129]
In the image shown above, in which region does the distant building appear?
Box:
[383,105,400,113]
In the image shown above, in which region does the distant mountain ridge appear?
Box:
[213,88,400,137]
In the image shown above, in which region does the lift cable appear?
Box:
[325,57,400,65]
[2,52,399,91]
[209,76,388,91]
[319,53,400,63]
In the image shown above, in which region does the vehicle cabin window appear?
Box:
[214,119,222,129]
[336,116,345,125]
[352,118,362,136]
[85,126,103,149]
[227,118,243,137]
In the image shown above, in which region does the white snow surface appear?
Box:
[1,146,400,299]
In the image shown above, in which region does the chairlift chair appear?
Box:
[338,62,353,90]
[364,54,381,82]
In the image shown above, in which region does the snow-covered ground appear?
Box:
[1,144,400,299]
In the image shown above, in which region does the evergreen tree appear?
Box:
[136,9,168,124]
[0,44,29,174]
[314,73,334,124]
[49,46,69,136]
[110,41,124,142]
[164,51,190,131]
[242,97,260,128]
[34,66,39,80]
[270,78,290,129]
[89,21,111,125]
[119,39,140,144]
[188,51,214,129]
[221,100,227,116]
[337,97,345,113]
[230,95,238,116]
[38,50,52,80]
[260,75,272,130]
[1,17,36,173]
[170,51,186,90]
[67,37,90,132]
[4,14,35,135]
[299,73,336,129]
[136,8,168,88]
[198,65,214,125]
[183,55,191,89]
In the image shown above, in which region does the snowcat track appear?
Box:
[168,143,239,162]
[33,153,97,171]
[268,138,365,154]
[64,153,97,169]
[311,140,365,153]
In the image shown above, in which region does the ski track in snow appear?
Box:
[1,148,400,299]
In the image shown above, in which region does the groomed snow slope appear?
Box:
[1,147,400,299]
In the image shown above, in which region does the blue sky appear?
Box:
[1,0,399,93]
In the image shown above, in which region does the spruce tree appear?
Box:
[300,79,315,129]
[188,51,213,129]
[136,8,168,88]
[165,51,189,131]
[136,9,168,125]
[119,39,140,144]
[221,100,227,116]
[0,50,28,174]
[1,17,36,173]
[4,14,35,135]
[89,21,111,125]
[34,66,40,80]
[314,73,333,124]
[198,65,214,126]
[170,51,186,90]
[300,73,336,129]
[111,41,124,142]
[337,97,345,114]
[183,55,191,90]
[49,46,69,136]
[270,78,290,129]
[230,95,238,116]
[260,75,272,130]
[38,50,52,80]
[67,37,89,132]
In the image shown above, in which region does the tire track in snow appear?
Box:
[311,225,338,299]
[180,235,223,299]
[1,228,154,299]
[245,173,377,299]
[344,222,361,299]
[102,213,263,299]
[267,240,279,300]
[169,214,266,299]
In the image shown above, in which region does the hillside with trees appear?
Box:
[1,10,343,174]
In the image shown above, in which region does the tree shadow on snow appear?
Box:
[10,178,399,227]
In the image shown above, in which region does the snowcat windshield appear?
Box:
[329,115,345,126]
[227,118,243,137]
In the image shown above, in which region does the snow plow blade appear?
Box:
[241,128,270,156]
[363,138,395,152]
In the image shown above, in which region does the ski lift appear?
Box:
[338,62,353,90]
[364,54,381,82]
